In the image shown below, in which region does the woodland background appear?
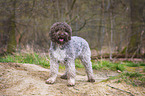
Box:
[0,0,144,59]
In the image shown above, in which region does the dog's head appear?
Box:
[49,22,72,45]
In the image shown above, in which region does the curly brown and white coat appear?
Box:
[46,22,95,86]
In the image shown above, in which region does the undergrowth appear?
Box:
[0,52,144,73]
[124,61,145,67]
[113,72,145,87]
[92,60,126,72]
[0,52,50,68]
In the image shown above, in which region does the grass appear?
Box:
[0,52,144,73]
[75,59,126,72]
[92,60,145,86]
[0,52,50,68]
[92,60,126,72]
[114,72,145,86]
[75,59,84,68]
[123,61,145,67]
[143,67,145,72]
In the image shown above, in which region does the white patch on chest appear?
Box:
[52,47,66,61]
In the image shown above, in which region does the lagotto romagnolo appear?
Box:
[46,22,95,86]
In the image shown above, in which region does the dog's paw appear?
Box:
[46,78,55,84]
[67,78,75,86]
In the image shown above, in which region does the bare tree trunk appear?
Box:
[109,11,113,60]
[7,0,17,54]
[100,0,106,55]
[98,0,106,56]
[98,6,102,50]
[108,0,114,60]
[128,0,144,54]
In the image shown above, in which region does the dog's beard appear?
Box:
[57,35,69,44]
[51,32,70,45]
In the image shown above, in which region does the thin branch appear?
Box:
[67,15,78,24]
[65,0,76,15]
[131,44,141,59]
[73,20,87,32]
[73,14,97,32]
[30,0,35,12]
[73,86,79,91]
[106,84,134,96]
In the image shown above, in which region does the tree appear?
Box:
[128,0,144,54]
[7,0,17,54]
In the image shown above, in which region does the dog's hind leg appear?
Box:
[80,55,95,82]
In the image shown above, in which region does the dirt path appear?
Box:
[0,63,144,96]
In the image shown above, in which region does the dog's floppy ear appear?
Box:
[63,22,72,40]
[68,32,72,40]
[49,22,59,42]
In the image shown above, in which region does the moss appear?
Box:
[121,47,127,54]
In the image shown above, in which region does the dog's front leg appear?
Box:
[65,60,76,86]
[46,59,59,84]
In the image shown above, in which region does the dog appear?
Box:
[46,22,95,86]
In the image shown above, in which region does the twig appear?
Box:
[73,86,79,91]
[65,0,76,15]
[106,84,134,96]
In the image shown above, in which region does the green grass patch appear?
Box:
[75,59,84,68]
[123,61,145,67]
[143,67,145,72]
[113,72,145,86]
[0,54,126,71]
[140,63,145,66]
[0,55,15,63]
[126,63,140,67]
[122,72,143,77]
[0,52,144,73]
[92,60,125,71]
[0,52,50,68]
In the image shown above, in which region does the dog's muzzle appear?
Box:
[56,31,69,44]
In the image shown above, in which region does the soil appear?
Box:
[0,63,145,96]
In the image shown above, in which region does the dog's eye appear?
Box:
[65,29,68,32]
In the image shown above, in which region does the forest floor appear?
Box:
[0,62,145,96]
